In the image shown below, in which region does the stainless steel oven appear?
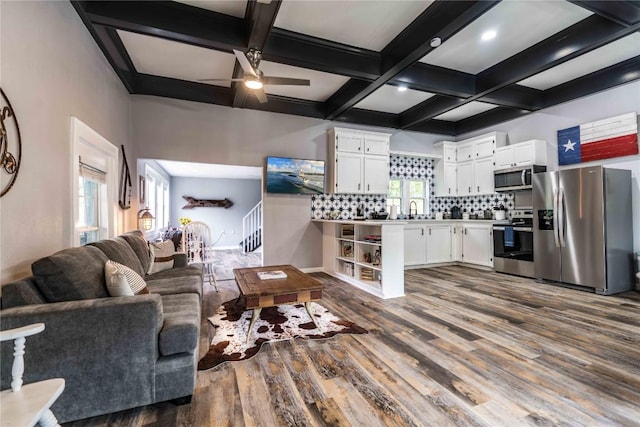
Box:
[494,165,546,192]
[493,209,535,278]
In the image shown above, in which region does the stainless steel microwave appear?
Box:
[494,165,546,192]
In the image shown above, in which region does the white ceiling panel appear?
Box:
[118,30,236,86]
[518,33,640,90]
[420,1,592,74]
[156,160,262,180]
[274,1,433,51]
[354,85,435,114]
[259,61,350,102]
[434,101,498,121]
[173,0,247,18]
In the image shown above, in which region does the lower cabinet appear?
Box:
[403,222,493,268]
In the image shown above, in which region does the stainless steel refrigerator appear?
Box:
[532,166,634,295]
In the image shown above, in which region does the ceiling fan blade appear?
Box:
[233,49,257,78]
[254,87,268,104]
[262,76,311,86]
[257,0,272,3]
[197,78,244,82]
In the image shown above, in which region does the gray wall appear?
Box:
[457,81,640,253]
[170,177,261,248]
[131,95,442,268]
[1,1,133,284]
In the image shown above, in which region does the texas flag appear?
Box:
[557,112,638,165]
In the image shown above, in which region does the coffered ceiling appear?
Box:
[72,0,640,136]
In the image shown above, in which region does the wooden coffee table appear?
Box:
[233,265,324,343]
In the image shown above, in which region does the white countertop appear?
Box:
[313,219,509,225]
[312,219,408,225]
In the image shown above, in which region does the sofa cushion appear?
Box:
[32,246,109,302]
[120,230,152,274]
[148,240,175,274]
[0,278,46,309]
[89,237,146,277]
[158,293,200,356]
[146,266,203,297]
[105,260,149,295]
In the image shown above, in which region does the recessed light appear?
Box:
[397,86,408,92]
[244,79,263,90]
[430,37,442,48]
[481,30,497,41]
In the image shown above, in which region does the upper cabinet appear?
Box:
[433,141,458,197]
[329,128,391,194]
[495,139,547,170]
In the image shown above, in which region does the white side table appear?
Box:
[0,324,65,427]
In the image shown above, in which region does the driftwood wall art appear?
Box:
[0,88,22,197]
[118,144,132,209]
[182,196,233,209]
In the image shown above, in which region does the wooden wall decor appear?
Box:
[182,196,233,209]
[118,144,132,209]
[0,88,22,197]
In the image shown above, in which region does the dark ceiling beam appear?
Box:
[476,15,640,94]
[454,107,530,136]
[569,1,640,27]
[479,85,544,111]
[390,63,475,98]
[264,29,381,81]
[543,55,640,108]
[71,3,137,92]
[136,74,234,106]
[80,1,246,52]
[324,0,500,120]
[404,119,457,136]
[243,95,325,119]
[405,14,640,130]
[232,0,282,108]
[334,109,399,130]
[400,96,468,129]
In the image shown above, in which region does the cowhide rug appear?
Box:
[198,300,368,370]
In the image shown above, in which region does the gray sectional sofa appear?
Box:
[0,230,203,423]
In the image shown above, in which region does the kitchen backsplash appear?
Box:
[311,153,514,220]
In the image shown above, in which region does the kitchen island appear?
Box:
[314,220,406,299]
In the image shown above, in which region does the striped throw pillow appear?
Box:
[148,240,175,274]
[105,260,149,295]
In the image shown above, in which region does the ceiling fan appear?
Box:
[199,49,311,103]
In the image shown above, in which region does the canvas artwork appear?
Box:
[265,156,325,195]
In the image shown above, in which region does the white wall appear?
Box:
[131,96,442,268]
[458,81,640,253]
[0,1,132,284]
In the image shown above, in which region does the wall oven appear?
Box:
[494,165,546,192]
[493,209,534,278]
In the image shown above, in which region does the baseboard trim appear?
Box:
[300,267,324,273]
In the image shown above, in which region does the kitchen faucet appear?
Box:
[409,201,417,219]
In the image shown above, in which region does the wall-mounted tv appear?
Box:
[265,156,325,195]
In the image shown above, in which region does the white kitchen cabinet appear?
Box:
[452,225,463,262]
[364,155,389,194]
[434,141,458,197]
[457,142,475,161]
[495,139,547,170]
[329,128,391,194]
[425,225,452,263]
[457,160,474,196]
[461,223,493,267]
[335,152,363,194]
[404,225,427,266]
[474,136,497,158]
[475,157,495,194]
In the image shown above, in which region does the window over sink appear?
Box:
[386,178,429,217]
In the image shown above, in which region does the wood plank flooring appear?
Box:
[65,266,640,426]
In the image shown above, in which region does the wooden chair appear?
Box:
[0,323,65,427]
[181,221,219,291]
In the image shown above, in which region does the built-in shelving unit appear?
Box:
[317,220,405,299]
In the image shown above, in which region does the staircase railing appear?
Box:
[242,200,262,253]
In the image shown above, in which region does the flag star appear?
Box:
[563,139,576,152]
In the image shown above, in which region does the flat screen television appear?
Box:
[265,156,325,195]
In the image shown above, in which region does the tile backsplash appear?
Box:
[312,153,514,220]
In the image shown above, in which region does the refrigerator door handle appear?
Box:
[553,188,560,248]
[558,187,566,248]
[521,169,526,186]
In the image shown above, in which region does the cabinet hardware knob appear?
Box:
[429,229,432,236]
[421,229,424,236]
[358,147,361,150]
[468,186,471,192]
[477,186,480,192]
[367,184,370,191]
[358,183,361,190]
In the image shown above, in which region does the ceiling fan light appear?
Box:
[245,79,263,90]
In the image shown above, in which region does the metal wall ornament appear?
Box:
[0,88,22,197]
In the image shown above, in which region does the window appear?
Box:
[387,178,429,217]
[145,165,170,231]
[78,163,108,245]
[72,117,118,247]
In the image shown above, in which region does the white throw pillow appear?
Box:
[105,260,149,296]
[148,240,175,274]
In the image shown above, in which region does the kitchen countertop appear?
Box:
[313,219,509,225]
[312,219,408,225]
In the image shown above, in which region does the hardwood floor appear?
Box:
[66,266,640,426]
